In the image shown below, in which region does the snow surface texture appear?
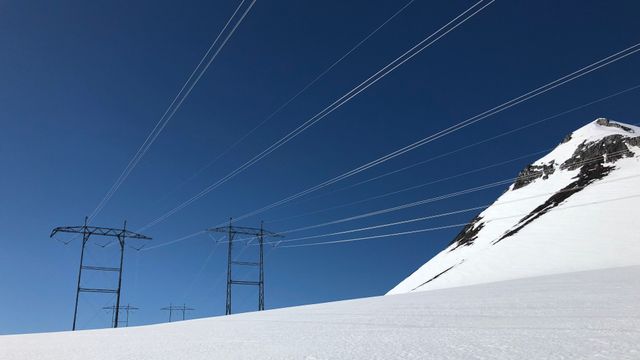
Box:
[389,119,640,294]
[1,266,639,359]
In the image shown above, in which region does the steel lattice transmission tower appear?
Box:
[207,219,282,315]
[51,216,151,330]
[103,304,139,328]
[160,303,195,322]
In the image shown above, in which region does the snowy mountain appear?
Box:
[2,266,639,359]
[389,118,640,295]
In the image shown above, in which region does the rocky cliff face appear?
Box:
[388,119,640,295]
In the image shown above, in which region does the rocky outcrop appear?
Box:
[514,125,640,191]
[410,264,458,291]
[497,129,640,243]
[595,118,635,133]
[496,160,614,243]
[448,216,484,250]
[561,133,573,143]
[513,161,556,190]
[561,134,640,171]
[389,119,640,295]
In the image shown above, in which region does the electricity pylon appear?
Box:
[207,219,282,315]
[51,217,151,330]
[161,304,195,322]
[103,304,139,327]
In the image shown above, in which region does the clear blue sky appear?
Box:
[1,0,639,334]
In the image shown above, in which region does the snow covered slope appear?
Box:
[1,266,639,359]
[389,118,640,294]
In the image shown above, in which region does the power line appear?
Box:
[277,83,640,212]
[281,223,468,248]
[275,179,511,234]
[224,42,640,226]
[138,0,495,231]
[87,0,257,221]
[268,90,640,224]
[155,149,637,250]
[270,206,488,244]
[266,148,552,224]
[163,0,418,197]
[180,240,221,301]
[270,150,639,237]
[276,191,640,248]
[144,150,627,250]
[141,230,206,251]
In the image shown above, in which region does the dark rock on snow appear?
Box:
[561,134,639,171]
[513,161,556,190]
[449,216,485,250]
[595,118,635,133]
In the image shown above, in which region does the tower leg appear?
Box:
[259,227,264,311]
[225,221,233,315]
[72,231,89,331]
[113,236,125,328]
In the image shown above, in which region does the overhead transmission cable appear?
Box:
[160,149,637,250]
[138,0,496,231]
[271,150,637,236]
[266,148,552,224]
[225,42,640,225]
[262,208,488,245]
[141,230,207,251]
[278,82,640,212]
[165,0,418,196]
[180,239,221,301]
[270,170,640,245]
[146,150,535,250]
[87,0,257,221]
[144,147,539,250]
[275,191,640,248]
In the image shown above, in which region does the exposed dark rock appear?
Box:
[626,137,640,147]
[561,133,573,143]
[513,132,640,191]
[411,264,457,291]
[595,118,635,133]
[446,121,640,249]
[495,160,614,243]
[513,161,556,190]
[448,216,485,251]
[561,135,639,171]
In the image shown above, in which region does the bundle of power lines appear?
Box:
[77,0,640,288]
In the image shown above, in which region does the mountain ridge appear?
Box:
[388,118,640,295]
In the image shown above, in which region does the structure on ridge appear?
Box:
[207,219,282,315]
[103,304,139,327]
[51,217,151,330]
[160,303,195,322]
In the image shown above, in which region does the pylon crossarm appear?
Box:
[50,226,151,240]
[207,225,282,238]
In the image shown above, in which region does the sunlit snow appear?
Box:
[1,267,639,359]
